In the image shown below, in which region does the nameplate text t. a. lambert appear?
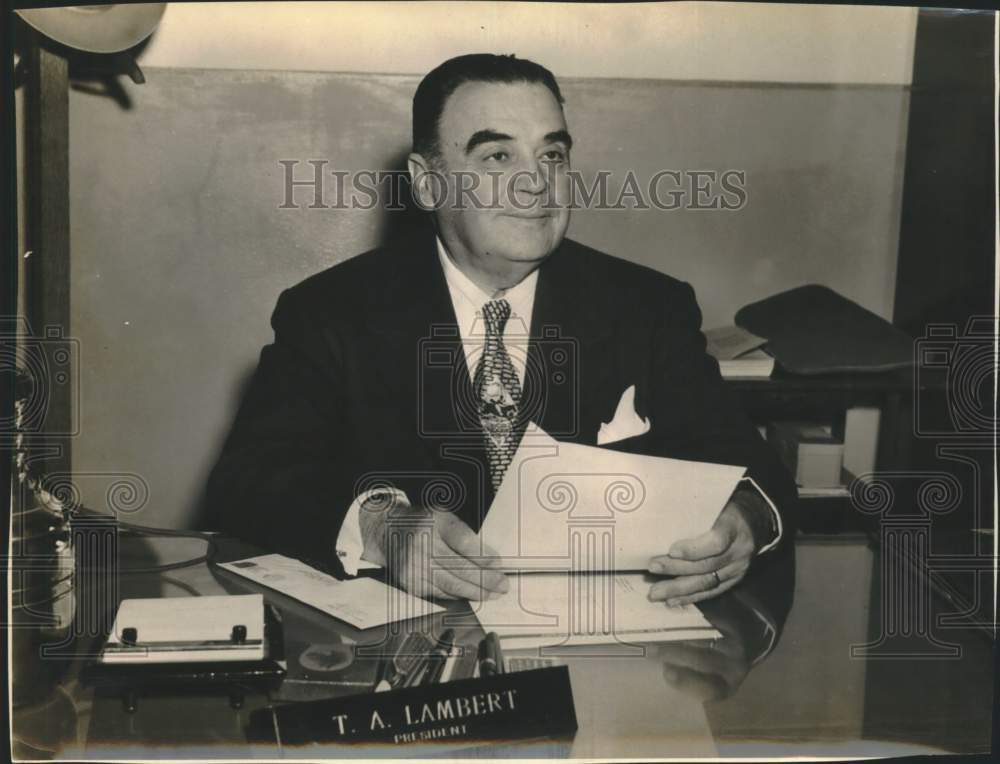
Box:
[251,666,577,746]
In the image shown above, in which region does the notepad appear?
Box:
[217,553,443,629]
[101,594,266,664]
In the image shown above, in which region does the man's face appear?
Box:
[417,80,572,273]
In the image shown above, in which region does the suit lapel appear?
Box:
[522,241,616,444]
[367,227,491,527]
[368,226,472,440]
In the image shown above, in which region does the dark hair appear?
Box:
[412,53,564,159]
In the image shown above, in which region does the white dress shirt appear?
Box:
[334,238,781,574]
[435,237,537,385]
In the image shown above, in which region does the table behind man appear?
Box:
[203,53,798,604]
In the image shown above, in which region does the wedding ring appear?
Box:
[711,570,721,588]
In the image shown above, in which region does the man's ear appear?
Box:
[407,152,444,210]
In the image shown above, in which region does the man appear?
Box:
[205,54,797,606]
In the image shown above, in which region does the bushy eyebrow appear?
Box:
[544,130,573,151]
[463,128,574,155]
[464,129,513,154]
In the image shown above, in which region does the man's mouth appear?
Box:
[502,210,551,220]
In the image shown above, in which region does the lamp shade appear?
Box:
[16,4,167,54]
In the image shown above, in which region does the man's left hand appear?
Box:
[646,500,757,605]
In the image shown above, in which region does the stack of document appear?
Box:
[472,425,736,647]
[474,573,719,649]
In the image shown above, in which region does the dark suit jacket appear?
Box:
[204,225,797,577]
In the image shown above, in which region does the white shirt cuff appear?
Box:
[749,604,779,665]
[336,488,409,576]
[739,476,784,554]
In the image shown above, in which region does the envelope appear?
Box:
[479,424,747,572]
[218,554,443,628]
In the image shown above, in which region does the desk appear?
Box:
[11,533,993,759]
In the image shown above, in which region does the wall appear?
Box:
[48,2,918,529]
[141,1,916,84]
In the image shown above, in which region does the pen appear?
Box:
[427,644,460,685]
[419,629,455,686]
[477,632,503,677]
[437,645,460,684]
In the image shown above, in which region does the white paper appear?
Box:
[704,325,768,360]
[479,425,747,571]
[101,594,265,663]
[217,553,443,629]
[474,572,720,649]
[498,628,720,651]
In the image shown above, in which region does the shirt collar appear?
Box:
[435,236,538,320]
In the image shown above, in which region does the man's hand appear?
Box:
[645,499,758,606]
[360,500,508,601]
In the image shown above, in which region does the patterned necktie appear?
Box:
[472,299,522,491]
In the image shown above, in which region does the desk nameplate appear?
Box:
[249,666,576,747]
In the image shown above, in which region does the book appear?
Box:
[717,348,775,379]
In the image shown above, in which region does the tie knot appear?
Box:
[482,299,512,335]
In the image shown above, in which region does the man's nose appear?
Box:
[511,160,548,198]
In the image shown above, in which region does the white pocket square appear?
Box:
[597,385,651,445]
